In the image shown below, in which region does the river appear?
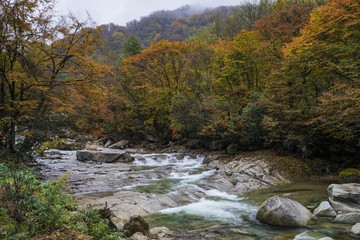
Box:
[37,148,353,239]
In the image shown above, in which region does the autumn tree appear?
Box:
[117,40,190,139]
[170,40,215,139]
[0,0,109,153]
[264,0,360,155]
[211,31,264,116]
[254,2,312,64]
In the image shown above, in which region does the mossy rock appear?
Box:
[339,168,360,183]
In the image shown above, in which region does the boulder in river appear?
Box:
[76,151,134,163]
[328,198,360,213]
[108,140,130,149]
[123,216,149,237]
[334,212,360,224]
[202,154,289,195]
[313,201,336,217]
[328,183,360,207]
[256,195,312,227]
[351,223,360,236]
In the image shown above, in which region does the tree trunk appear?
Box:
[7,120,16,153]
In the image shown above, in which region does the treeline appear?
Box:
[97,4,240,65]
[97,2,273,61]
[1,0,359,162]
[108,0,359,160]
[100,5,237,48]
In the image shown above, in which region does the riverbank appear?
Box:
[31,141,357,239]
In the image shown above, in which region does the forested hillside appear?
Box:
[1,0,359,238]
[1,0,359,162]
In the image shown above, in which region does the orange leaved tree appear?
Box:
[0,0,109,153]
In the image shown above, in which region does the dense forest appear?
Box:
[1,0,360,160]
[1,0,360,238]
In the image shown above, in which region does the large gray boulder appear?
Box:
[76,151,134,163]
[328,183,360,207]
[202,155,288,195]
[108,140,130,149]
[351,223,360,235]
[329,198,360,213]
[256,195,312,227]
[313,201,336,217]
[334,212,360,224]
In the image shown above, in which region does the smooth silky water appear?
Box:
[128,153,351,239]
[38,150,353,239]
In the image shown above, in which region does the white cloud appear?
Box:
[55,0,243,26]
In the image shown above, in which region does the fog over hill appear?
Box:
[100,4,241,48]
[56,0,243,26]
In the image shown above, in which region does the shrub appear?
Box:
[0,163,75,236]
[339,168,360,183]
[74,206,127,239]
[0,161,129,239]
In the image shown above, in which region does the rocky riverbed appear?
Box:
[36,143,357,239]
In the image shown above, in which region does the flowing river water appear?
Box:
[37,148,353,240]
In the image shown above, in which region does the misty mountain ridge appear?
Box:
[100,4,241,49]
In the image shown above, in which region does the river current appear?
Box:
[37,149,352,239]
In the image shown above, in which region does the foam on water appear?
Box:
[132,153,204,168]
[170,169,216,184]
[160,197,258,224]
[203,189,242,201]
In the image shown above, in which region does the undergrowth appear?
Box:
[0,159,128,240]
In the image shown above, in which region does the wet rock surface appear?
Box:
[311,182,360,239]
[334,212,360,224]
[313,201,336,217]
[108,140,130,149]
[256,195,312,227]
[328,183,360,208]
[351,223,360,236]
[202,154,289,194]
[76,150,134,163]
[37,144,352,239]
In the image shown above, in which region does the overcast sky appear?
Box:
[55,0,243,26]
